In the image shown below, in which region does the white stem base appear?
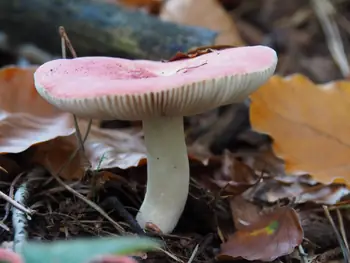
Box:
[136,116,189,234]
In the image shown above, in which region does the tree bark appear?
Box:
[0,0,218,60]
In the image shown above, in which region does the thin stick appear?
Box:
[48,122,124,233]
[336,208,349,251]
[298,245,308,263]
[50,171,125,234]
[311,0,350,78]
[0,190,34,215]
[59,26,77,58]
[1,172,24,223]
[323,205,350,262]
[187,244,199,263]
[58,26,89,154]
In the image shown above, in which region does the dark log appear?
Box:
[0,0,218,60]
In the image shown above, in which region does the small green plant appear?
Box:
[15,236,161,263]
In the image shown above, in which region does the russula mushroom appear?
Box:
[33,45,278,234]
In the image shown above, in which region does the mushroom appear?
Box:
[33,45,278,234]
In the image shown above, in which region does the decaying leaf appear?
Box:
[0,66,75,154]
[79,120,147,170]
[30,135,86,180]
[168,45,235,62]
[160,0,244,46]
[211,150,259,195]
[31,121,148,180]
[0,66,148,180]
[218,207,303,261]
[243,176,349,205]
[229,195,261,230]
[250,74,350,186]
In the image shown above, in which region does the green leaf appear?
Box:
[21,236,161,263]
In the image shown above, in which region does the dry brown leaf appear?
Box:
[160,0,244,46]
[0,155,21,176]
[0,66,75,154]
[78,120,147,170]
[229,195,261,230]
[211,150,258,195]
[218,207,303,262]
[31,135,85,180]
[243,177,349,205]
[250,74,350,186]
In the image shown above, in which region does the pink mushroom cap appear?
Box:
[34,45,277,120]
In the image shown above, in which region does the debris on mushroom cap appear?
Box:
[34,45,277,120]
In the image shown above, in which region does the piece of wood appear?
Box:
[0,0,218,60]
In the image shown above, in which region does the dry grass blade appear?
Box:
[311,0,350,78]
[323,205,350,262]
[49,171,125,234]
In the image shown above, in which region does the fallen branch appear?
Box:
[0,0,218,60]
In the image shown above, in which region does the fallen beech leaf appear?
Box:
[31,135,85,180]
[160,0,244,46]
[243,177,349,205]
[250,75,350,186]
[218,207,303,261]
[0,66,75,154]
[78,120,147,170]
[229,196,261,229]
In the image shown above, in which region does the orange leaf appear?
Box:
[160,0,244,46]
[250,74,350,186]
[0,66,75,154]
[218,207,303,261]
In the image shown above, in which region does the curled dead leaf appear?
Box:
[0,66,75,154]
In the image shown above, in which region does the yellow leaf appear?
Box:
[250,74,350,186]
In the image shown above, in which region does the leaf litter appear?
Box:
[1,1,350,263]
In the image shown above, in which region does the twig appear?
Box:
[49,171,125,234]
[187,244,199,263]
[59,26,92,157]
[1,173,25,223]
[323,205,350,263]
[311,0,350,78]
[0,190,34,215]
[12,182,30,253]
[59,26,78,58]
[336,208,349,251]
[298,245,308,263]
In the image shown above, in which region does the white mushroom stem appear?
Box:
[136,116,190,234]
